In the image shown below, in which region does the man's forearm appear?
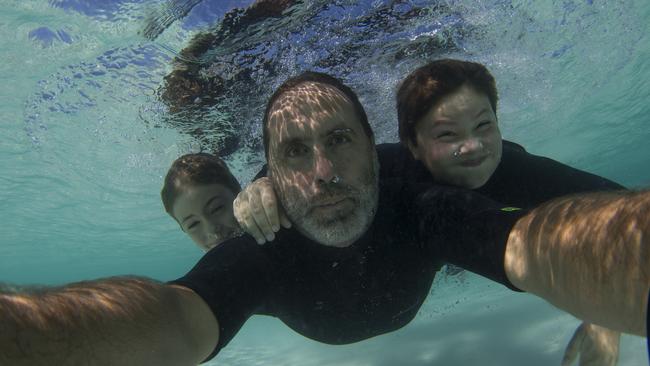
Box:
[0,277,212,366]
[505,189,650,336]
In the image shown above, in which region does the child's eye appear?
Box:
[477,121,492,129]
[436,131,457,139]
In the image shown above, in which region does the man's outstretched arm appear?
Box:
[505,189,650,336]
[0,277,218,366]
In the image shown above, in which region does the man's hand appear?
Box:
[233,177,291,244]
[561,322,620,366]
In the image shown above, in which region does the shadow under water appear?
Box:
[148,0,475,156]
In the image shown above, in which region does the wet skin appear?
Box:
[266,82,379,247]
[172,183,240,251]
[408,84,503,189]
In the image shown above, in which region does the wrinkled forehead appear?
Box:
[270,82,350,118]
[267,82,359,143]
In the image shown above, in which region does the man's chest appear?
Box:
[267,240,437,344]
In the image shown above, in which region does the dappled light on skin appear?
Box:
[172,184,241,251]
[561,322,620,366]
[505,190,650,336]
[266,82,379,247]
[0,278,175,362]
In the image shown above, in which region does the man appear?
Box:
[1,72,648,365]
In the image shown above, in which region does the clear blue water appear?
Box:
[1,0,648,364]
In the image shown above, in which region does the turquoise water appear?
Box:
[0,0,648,364]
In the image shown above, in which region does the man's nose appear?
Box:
[313,148,336,184]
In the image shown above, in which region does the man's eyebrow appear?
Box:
[276,126,356,151]
[327,127,354,136]
[277,136,308,150]
[325,126,355,137]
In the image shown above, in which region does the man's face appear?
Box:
[267,82,378,247]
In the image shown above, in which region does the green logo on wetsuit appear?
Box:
[500,207,522,212]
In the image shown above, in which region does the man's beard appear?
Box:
[277,157,379,247]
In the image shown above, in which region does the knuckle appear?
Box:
[240,213,251,224]
[252,205,263,215]
[262,197,276,207]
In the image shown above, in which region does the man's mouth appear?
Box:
[310,197,354,214]
[315,197,347,206]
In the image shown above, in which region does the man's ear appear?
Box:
[406,140,421,161]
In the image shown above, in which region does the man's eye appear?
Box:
[187,221,199,230]
[210,205,223,214]
[328,134,350,146]
[286,144,309,158]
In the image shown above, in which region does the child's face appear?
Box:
[172,184,240,251]
[408,84,502,189]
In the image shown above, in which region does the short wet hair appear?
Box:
[396,59,498,146]
[161,153,241,216]
[262,71,373,159]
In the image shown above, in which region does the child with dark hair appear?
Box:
[392,58,625,201]
[391,59,627,366]
[162,153,242,251]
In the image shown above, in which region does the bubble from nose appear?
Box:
[457,139,484,155]
[205,222,220,239]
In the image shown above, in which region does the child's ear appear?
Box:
[406,141,420,161]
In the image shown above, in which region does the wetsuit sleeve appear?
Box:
[169,235,274,362]
[416,186,527,291]
[525,155,624,192]
[486,141,626,206]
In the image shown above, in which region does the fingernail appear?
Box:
[257,238,265,245]
[272,225,280,232]
[266,233,275,241]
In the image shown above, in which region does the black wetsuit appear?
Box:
[378,140,625,275]
[174,141,623,362]
[377,141,625,206]
[172,179,524,361]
